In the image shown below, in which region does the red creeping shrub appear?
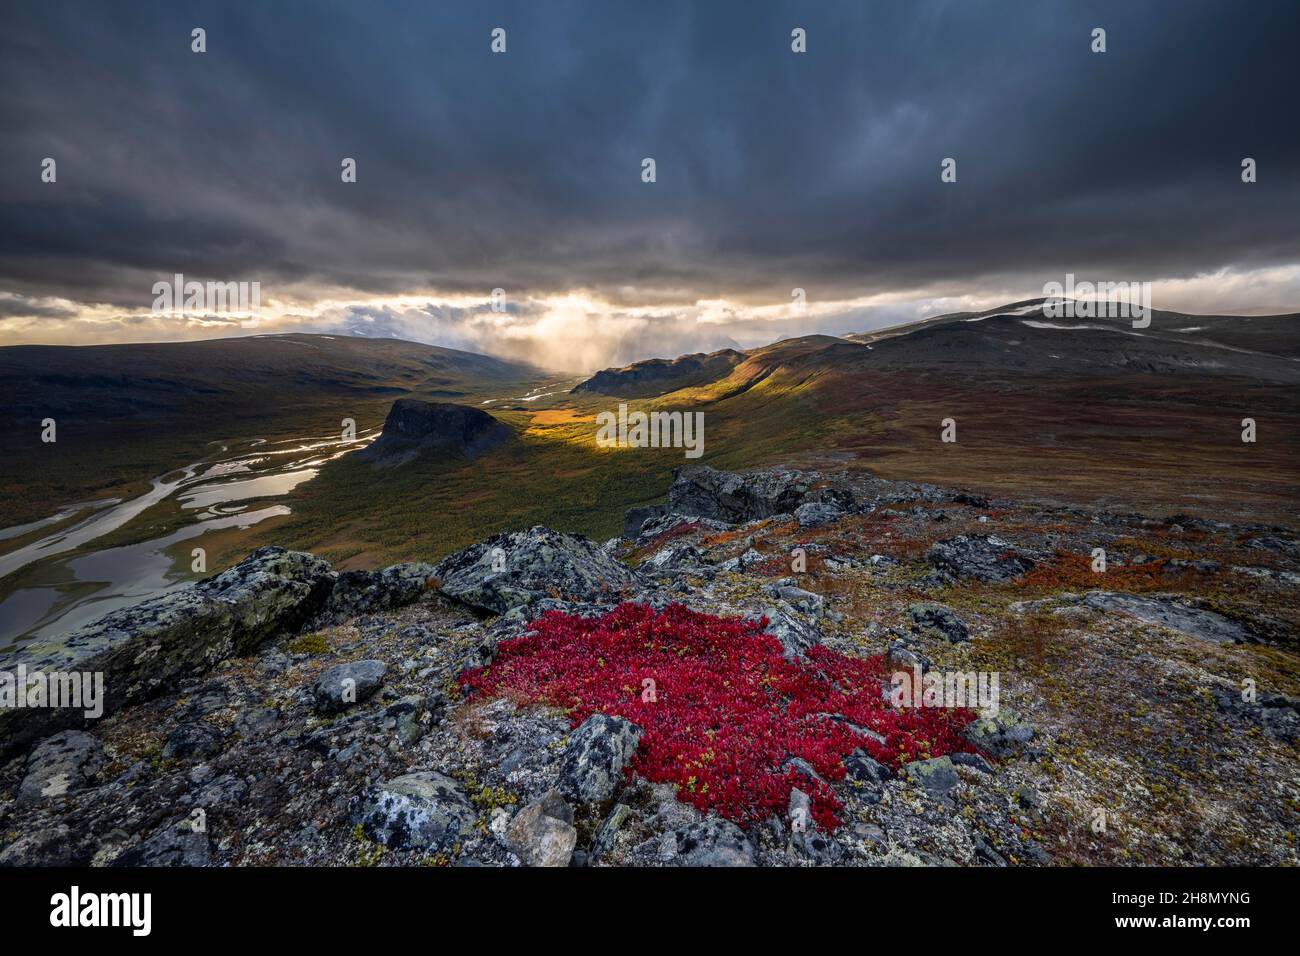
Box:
[460,602,978,830]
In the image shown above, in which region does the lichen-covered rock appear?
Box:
[1213,687,1299,743]
[908,602,970,643]
[962,710,1035,757]
[1256,704,1300,744]
[558,714,643,803]
[671,816,756,867]
[0,547,334,760]
[591,803,633,862]
[350,771,475,852]
[17,730,105,804]
[233,706,279,740]
[635,513,729,545]
[111,819,211,867]
[788,786,813,829]
[668,466,812,524]
[313,660,387,715]
[314,562,437,625]
[885,641,928,672]
[927,535,1035,583]
[795,501,844,528]
[505,790,577,867]
[789,827,848,865]
[1080,591,1255,644]
[952,752,996,774]
[752,602,823,659]
[644,543,704,572]
[0,824,75,867]
[842,749,893,784]
[1245,535,1300,559]
[162,722,224,760]
[385,695,433,745]
[903,755,960,795]
[773,585,825,617]
[432,526,643,615]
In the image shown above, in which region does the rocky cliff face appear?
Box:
[1,466,1296,868]
[357,399,512,467]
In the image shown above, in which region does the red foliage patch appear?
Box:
[460,603,977,830]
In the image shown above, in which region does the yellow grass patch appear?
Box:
[529,408,591,426]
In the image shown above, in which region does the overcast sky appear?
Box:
[1,0,1297,370]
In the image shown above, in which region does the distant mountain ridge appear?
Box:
[572,299,1300,398]
[0,333,543,428]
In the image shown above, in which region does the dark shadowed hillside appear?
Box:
[0,333,540,427]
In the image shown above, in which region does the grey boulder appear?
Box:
[351,771,475,852]
[162,722,224,760]
[962,710,1035,757]
[313,660,387,714]
[903,755,960,795]
[671,816,756,867]
[1080,591,1255,645]
[1213,687,1299,744]
[842,749,894,784]
[505,790,577,867]
[432,526,643,615]
[908,602,970,643]
[927,535,1034,583]
[111,819,211,867]
[794,501,844,529]
[558,714,643,803]
[668,466,811,524]
[754,603,823,659]
[315,562,438,625]
[17,730,105,804]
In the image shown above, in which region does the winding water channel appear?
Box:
[0,429,376,654]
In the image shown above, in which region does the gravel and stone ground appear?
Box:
[2,466,1296,866]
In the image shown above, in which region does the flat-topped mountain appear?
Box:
[357,399,512,468]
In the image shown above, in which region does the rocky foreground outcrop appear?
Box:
[432,526,643,616]
[0,548,334,759]
[1,465,1297,867]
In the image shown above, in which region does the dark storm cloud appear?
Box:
[0,0,1297,311]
